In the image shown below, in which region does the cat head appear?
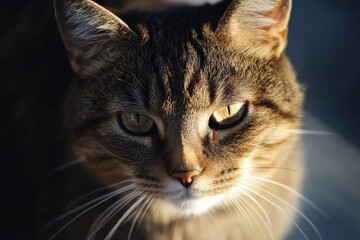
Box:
[55,0,303,215]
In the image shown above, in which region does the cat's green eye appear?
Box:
[209,102,248,130]
[118,113,156,136]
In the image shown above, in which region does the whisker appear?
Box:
[127,193,153,240]
[122,190,153,225]
[222,193,234,212]
[225,191,253,229]
[48,185,134,240]
[236,182,309,240]
[87,190,143,240]
[105,194,147,240]
[40,158,85,180]
[287,129,335,136]
[235,191,271,240]
[245,179,322,240]
[234,191,274,240]
[240,166,304,175]
[249,176,327,217]
[239,189,272,230]
[68,178,135,209]
[44,184,134,230]
[252,181,323,240]
[43,185,134,240]
[137,193,156,228]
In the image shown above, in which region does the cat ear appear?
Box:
[217,0,292,59]
[54,0,137,77]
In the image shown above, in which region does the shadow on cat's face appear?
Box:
[55,0,303,216]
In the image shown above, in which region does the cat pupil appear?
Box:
[134,114,140,125]
[227,105,231,116]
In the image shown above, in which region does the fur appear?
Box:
[53,0,304,239]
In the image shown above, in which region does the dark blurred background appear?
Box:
[288,0,360,147]
[286,1,360,239]
[0,0,359,239]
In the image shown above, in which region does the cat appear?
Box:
[53,0,304,239]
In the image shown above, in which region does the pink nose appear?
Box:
[171,170,201,188]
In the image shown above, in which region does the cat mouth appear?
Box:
[170,185,209,200]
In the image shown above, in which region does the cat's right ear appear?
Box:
[54,0,137,77]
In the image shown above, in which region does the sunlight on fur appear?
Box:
[45,0,325,239]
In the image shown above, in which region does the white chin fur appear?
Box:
[171,195,223,215]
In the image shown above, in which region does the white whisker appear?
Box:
[41,158,85,180]
[105,194,147,240]
[240,166,304,175]
[235,191,271,240]
[225,191,253,229]
[234,191,274,240]
[87,190,144,240]
[259,188,321,240]
[237,182,309,240]
[127,193,153,240]
[239,189,272,229]
[249,176,327,217]
[68,179,135,209]
[49,184,134,240]
[287,129,335,136]
[246,179,322,240]
[137,193,155,228]
[46,184,134,230]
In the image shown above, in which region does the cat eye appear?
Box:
[117,113,156,136]
[209,102,248,130]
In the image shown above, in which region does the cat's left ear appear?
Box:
[54,0,137,77]
[217,0,292,59]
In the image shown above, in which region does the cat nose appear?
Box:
[171,169,201,188]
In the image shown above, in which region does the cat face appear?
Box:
[55,0,303,216]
